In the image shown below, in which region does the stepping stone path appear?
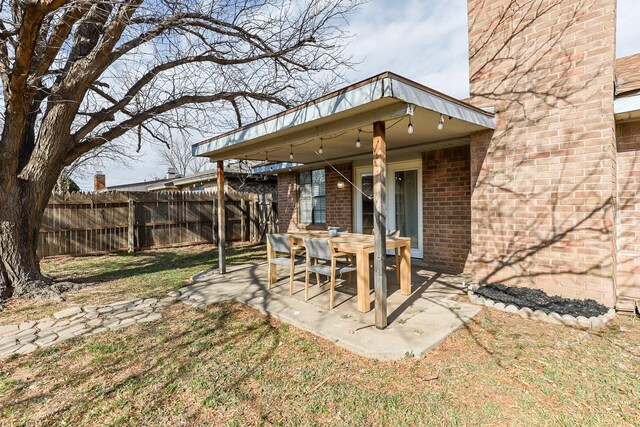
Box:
[0,295,178,359]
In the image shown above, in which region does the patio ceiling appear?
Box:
[192,72,495,168]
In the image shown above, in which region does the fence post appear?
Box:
[259,193,267,243]
[128,198,135,253]
[240,198,246,241]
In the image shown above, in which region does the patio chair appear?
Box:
[328,225,354,264]
[267,233,303,294]
[303,238,357,309]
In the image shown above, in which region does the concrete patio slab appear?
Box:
[179,261,481,360]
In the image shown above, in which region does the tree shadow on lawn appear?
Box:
[1,302,284,425]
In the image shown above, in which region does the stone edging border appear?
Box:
[466,285,616,330]
[0,296,176,359]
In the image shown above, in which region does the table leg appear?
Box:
[356,248,370,312]
[400,243,411,296]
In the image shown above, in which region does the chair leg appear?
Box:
[267,263,273,289]
[289,255,295,295]
[304,268,310,301]
[330,271,336,309]
[309,260,318,286]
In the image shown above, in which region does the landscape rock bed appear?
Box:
[467,284,615,330]
[474,283,608,318]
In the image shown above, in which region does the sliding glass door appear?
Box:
[354,160,423,258]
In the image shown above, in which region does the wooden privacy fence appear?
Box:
[38,190,277,258]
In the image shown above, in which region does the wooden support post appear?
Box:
[372,121,388,329]
[127,198,135,253]
[217,161,226,274]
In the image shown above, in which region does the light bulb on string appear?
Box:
[437,114,445,130]
[318,138,324,155]
[356,129,361,148]
[407,116,414,134]
[289,145,294,160]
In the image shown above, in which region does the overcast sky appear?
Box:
[75,0,640,191]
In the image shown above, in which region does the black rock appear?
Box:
[475,283,608,318]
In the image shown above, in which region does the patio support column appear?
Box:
[372,121,388,329]
[217,160,226,274]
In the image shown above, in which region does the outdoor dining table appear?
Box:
[287,231,412,313]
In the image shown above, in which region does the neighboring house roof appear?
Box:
[105,177,174,192]
[103,162,273,192]
[615,53,640,97]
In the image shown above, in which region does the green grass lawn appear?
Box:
[0,243,266,325]
[1,244,639,426]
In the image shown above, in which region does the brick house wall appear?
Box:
[277,163,352,233]
[277,171,299,232]
[467,0,618,306]
[423,146,472,273]
[616,121,640,301]
[325,163,353,231]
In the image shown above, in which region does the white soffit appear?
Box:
[615,93,640,121]
[192,72,495,160]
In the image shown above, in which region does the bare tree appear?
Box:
[0,0,362,302]
[159,137,209,177]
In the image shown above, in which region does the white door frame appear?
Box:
[353,159,423,258]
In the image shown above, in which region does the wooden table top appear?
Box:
[287,231,411,251]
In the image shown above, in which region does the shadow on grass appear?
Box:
[1,302,283,425]
[47,244,267,285]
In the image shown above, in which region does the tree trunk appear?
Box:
[0,188,57,301]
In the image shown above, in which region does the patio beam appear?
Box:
[217,160,226,274]
[372,120,388,329]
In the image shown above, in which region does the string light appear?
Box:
[289,145,294,160]
[407,116,414,134]
[265,151,268,162]
[437,114,445,130]
[318,138,324,155]
[356,129,361,148]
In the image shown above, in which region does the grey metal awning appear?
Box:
[192,72,495,166]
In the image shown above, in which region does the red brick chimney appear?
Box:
[94,171,106,192]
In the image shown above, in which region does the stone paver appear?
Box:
[16,344,38,355]
[0,324,19,335]
[53,307,82,319]
[19,321,37,330]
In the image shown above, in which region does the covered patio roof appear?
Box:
[192,72,495,167]
[193,72,495,330]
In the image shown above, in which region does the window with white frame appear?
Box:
[298,169,326,225]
